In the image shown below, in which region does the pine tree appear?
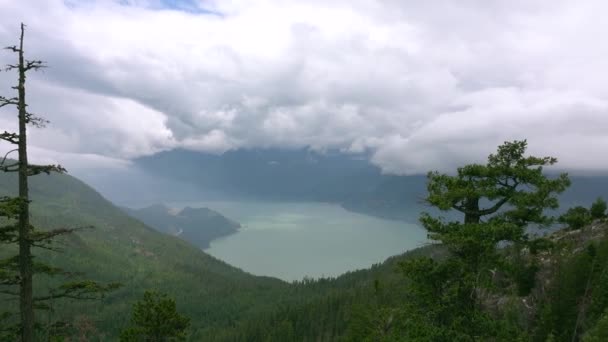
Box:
[559,206,592,230]
[120,290,191,341]
[590,197,607,220]
[399,140,570,340]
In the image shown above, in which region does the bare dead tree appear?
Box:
[0,23,118,341]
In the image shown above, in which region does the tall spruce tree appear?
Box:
[0,23,118,341]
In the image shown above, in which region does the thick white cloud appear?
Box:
[0,0,607,174]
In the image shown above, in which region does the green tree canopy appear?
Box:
[590,197,607,219]
[397,140,570,341]
[426,140,570,227]
[584,311,608,342]
[559,206,592,230]
[120,290,190,342]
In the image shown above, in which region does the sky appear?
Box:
[0,0,607,175]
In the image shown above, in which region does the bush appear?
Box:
[120,290,190,341]
[590,197,607,219]
[559,206,592,230]
[583,309,608,342]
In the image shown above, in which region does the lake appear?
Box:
[170,200,427,281]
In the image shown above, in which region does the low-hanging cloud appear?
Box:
[0,0,607,174]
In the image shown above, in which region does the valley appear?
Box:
[1,5,606,340]
[2,151,608,341]
[173,200,426,281]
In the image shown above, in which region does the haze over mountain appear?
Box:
[77,147,608,223]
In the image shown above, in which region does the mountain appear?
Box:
[133,148,388,201]
[122,204,240,249]
[0,167,441,340]
[0,170,288,340]
[3,159,608,340]
[129,148,430,221]
[129,148,608,223]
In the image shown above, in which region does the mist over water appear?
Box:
[170,200,427,281]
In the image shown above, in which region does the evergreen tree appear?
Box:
[425,140,570,227]
[590,197,607,220]
[398,140,570,340]
[120,290,191,341]
[559,206,592,230]
[583,310,608,342]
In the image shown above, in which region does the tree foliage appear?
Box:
[426,140,570,227]
[559,206,593,230]
[120,290,190,341]
[584,309,608,342]
[395,140,570,340]
[559,197,607,231]
[590,197,607,220]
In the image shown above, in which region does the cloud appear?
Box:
[0,0,606,175]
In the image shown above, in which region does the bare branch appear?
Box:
[0,163,19,173]
[27,164,67,176]
[3,45,19,53]
[24,112,49,128]
[0,95,18,108]
[0,149,18,166]
[0,132,19,144]
[24,60,46,72]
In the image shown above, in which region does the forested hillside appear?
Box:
[214,142,608,341]
[225,220,608,341]
[2,163,608,340]
[0,169,444,340]
[0,171,291,339]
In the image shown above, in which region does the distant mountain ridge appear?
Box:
[132,148,429,220]
[3,153,608,340]
[134,148,386,201]
[85,148,608,223]
[122,204,240,249]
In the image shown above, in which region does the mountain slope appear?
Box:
[0,171,287,339]
[225,220,608,341]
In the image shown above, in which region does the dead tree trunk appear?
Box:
[16,22,34,342]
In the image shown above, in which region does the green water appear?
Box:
[171,200,427,281]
